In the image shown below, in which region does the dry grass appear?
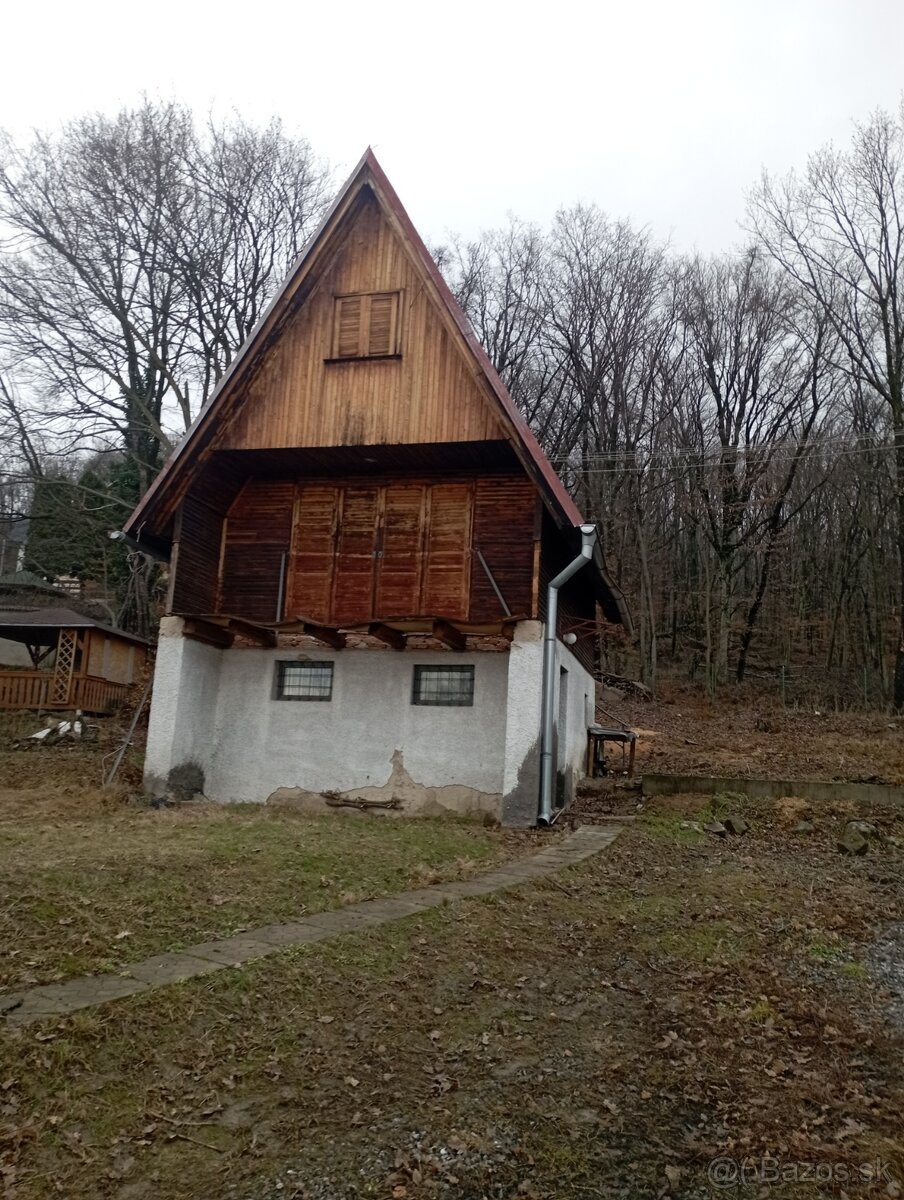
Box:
[0,801,533,989]
[618,685,904,784]
[2,715,904,1197]
[0,714,538,990]
[1,797,903,1199]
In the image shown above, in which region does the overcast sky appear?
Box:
[2,0,903,253]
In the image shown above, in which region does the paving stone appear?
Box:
[469,871,526,890]
[7,975,148,1024]
[2,990,69,1023]
[489,861,549,878]
[303,910,382,933]
[352,896,438,920]
[253,922,333,947]
[0,991,31,1016]
[184,936,279,966]
[394,888,446,907]
[422,879,500,899]
[127,952,225,986]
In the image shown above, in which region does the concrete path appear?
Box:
[0,825,621,1027]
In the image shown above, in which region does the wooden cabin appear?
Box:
[0,607,148,714]
[124,150,629,825]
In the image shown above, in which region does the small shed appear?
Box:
[0,608,149,714]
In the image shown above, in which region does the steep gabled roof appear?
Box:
[124,149,630,628]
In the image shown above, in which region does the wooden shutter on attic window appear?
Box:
[334,295,363,358]
[331,292,400,359]
[367,293,397,356]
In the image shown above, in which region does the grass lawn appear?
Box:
[1,782,903,1198]
[0,802,535,988]
[0,712,539,991]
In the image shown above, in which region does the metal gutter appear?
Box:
[537,523,598,826]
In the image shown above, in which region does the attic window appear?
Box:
[330,292,401,360]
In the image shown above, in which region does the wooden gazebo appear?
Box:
[0,608,149,714]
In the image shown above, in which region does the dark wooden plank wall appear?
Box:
[331,486,381,624]
[290,480,476,623]
[290,485,339,623]
[219,481,295,622]
[470,478,537,620]
[374,484,426,617]
[421,483,473,619]
[170,494,225,615]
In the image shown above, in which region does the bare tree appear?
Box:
[750,104,904,706]
[0,101,330,497]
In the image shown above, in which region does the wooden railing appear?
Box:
[71,675,130,714]
[0,671,51,710]
[0,671,130,714]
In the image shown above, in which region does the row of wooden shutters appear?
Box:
[286,482,472,624]
[218,481,476,625]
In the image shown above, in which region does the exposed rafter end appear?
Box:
[183,618,234,649]
[228,619,277,647]
[281,619,347,650]
[432,619,466,652]
[368,622,406,650]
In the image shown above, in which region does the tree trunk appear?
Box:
[894,427,904,710]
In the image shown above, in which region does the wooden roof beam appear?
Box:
[368,622,406,650]
[432,619,466,652]
[228,619,278,647]
[277,617,347,649]
[183,618,234,649]
[300,621,347,650]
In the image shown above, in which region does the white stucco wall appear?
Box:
[500,621,544,825]
[144,617,223,791]
[556,638,597,794]
[208,645,509,814]
[143,617,594,825]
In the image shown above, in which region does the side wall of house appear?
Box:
[556,638,597,810]
[499,622,595,827]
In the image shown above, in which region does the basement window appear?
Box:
[329,291,402,360]
[411,665,474,707]
[274,660,334,701]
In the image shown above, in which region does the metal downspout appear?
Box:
[537,523,598,826]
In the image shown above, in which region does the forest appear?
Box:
[1,100,903,708]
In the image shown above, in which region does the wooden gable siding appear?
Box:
[184,473,538,627]
[215,192,500,453]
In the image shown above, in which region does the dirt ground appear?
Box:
[605,686,904,785]
[2,788,904,1197]
[2,711,904,1197]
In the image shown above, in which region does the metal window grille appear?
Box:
[412,665,474,707]
[275,660,334,701]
